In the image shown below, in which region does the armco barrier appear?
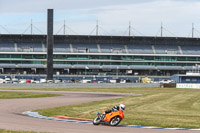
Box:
[0,83,160,89]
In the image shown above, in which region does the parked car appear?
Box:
[110,79,120,83]
[19,79,26,84]
[92,81,98,83]
[159,79,173,84]
[54,79,62,83]
[3,77,12,83]
[32,80,40,83]
[26,79,32,83]
[97,81,104,83]
[12,78,19,83]
[80,79,91,83]
[0,78,4,83]
[40,79,46,83]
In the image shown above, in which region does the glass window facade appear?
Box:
[0,54,199,66]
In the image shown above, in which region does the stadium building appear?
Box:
[0,34,199,76]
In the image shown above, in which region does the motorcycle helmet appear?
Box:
[119,104,125,111]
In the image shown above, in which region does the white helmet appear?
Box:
[119,104,125,111]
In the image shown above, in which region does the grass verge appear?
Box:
[0,87,190,93]
[35,88,200,129]
[0,91,61,99]
[0,129,46,133]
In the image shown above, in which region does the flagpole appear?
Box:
[195,64,198,73]
[117,69,118,79]
[116,66,119,79]
[85,66,89,75]
[192,66,194,73]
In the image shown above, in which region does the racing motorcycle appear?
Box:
[93,109,124,126]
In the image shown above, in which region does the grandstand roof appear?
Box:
[0,34,200,44]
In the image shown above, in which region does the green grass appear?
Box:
[0,91,61,99]
[0,87,187,93]
[0,129,45,133]
[34,88,200,129]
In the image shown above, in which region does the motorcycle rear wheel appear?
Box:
[93,116,101,125]
[109,116,121,126]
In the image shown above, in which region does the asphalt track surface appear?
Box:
[0,90,199,133]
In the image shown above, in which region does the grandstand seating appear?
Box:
[184,66,193,70]
[0,42,200,55]
[0,43,15,52]
[17,43,43,52]
[117,65,129,69]
[18,64,44,68]
[53,64,71,68]
[100,44,126,53]
[72,43,99,53]
[127,44,154,54]
[0,64,15,68]
[84,65,100,69]
[181,45,200,55]
[130,65,156,70]
[73,64,89,69]
[157,66,183,70]
[154,44,180,54]
[53,43,71,53]
[102,65,128,69]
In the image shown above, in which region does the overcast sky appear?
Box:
[0,0,200,37]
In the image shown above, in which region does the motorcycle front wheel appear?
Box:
[109,116,121,126]
[93,116,101,125]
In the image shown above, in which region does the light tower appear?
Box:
[47,9,54,80]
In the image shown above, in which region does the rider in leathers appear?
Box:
[105,105,120,114]
[103,104,125,116]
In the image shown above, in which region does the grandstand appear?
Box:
[0,34,199,76]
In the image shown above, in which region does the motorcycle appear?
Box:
[93,109,124,126]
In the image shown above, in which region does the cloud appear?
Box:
[0,0,199,14]
[76,0,200,36]
[1,0,200,37]
[0,0,152,14]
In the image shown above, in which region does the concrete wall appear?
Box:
[177,83,200,89]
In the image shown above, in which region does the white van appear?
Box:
[80,79,91,83]
[19,79,26,84]
[4,78,12,83]
[40,79,47,83]
[110,79,120,83]
[12,78,19,83]
[159,79,173,84]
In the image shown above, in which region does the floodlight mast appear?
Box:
[129,21,131,36]
[64,20,66,35]
[192,23,194,38]
[31,19,33,35]
[96,20,99,36]
[47,9,54,80]
[161,22,163,37]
